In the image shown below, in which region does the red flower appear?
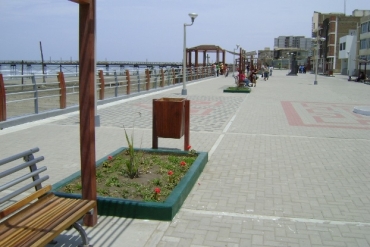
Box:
[180,161,186,166]
[187,145,192,150]
[168,170,173,176]
[108,156,113,160]
[154,187,161,194]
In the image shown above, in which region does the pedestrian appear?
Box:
[249,68,258,87]
[212,63,216,77]
[269,66,273,76]
[263,66,269,81]
[238,70,251,87]
[225,65,229,77]
[216,63,220,77]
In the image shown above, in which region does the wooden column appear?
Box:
[57,72,67,109]
[203,51,206,66]
[195,50,198,67]
[160,68,164,87]
[70,0,97,227]
[188,51,192,67]
[0,74,6,121]
[98,70,105,100]
[125,69,131,94]
[145,69,150,90]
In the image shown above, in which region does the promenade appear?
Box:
[1,70,370,247]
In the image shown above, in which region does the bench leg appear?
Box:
[73,222,92,247]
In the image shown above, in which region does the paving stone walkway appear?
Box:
[1,70,370,247]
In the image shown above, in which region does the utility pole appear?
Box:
[39,41,46,83]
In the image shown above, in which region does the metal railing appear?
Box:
[0,66,213,122]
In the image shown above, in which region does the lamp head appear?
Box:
[236,44,240,49]
[320,37,326,42]
[189,13,198,22]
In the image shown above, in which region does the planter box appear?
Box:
[153,98,185,139]
[52,147,208,221]
[223,87,251,93]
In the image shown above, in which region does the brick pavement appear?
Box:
[1,70,370,246]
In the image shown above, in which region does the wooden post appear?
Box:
[57,72,67,109]
[0,74,6,121]
[70,0,97,227]
[98,70,105,100]
[125,69,131,94]
[160,68,164,87]
[145,69,150,90]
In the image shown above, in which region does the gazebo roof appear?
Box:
[187,44,225,51]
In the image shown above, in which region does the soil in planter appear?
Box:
[58,150,197,202]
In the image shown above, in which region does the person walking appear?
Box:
[263,66,269,81]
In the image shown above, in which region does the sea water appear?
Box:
[0,63,166,77]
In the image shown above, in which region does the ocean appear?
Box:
[0,63,176,77]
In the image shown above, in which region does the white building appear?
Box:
[338,30,357,76]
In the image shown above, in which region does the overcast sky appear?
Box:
[0,0,369,63]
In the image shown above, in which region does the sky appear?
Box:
[0,0,369,63]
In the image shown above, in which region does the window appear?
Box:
[361,22,369,34]
[340,43,343,50]
[360,39,368,50]
[343,42,346,50]
[368,21,370,32]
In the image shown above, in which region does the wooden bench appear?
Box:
[0,148,96,247]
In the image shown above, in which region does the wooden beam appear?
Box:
[69,0,91,4]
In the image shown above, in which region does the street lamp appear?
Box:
[181,12,198,95]
[313,36,326,85]
[232,44,239,76]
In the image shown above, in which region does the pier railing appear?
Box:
[0,66,213,122]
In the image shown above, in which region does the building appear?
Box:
[311,9,370,74]
[257,48,274,67]
[338,30,357,76]
[274,36,312,54]
[358,14,370,77]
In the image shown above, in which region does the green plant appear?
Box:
[59,151,198,202]
[123,112,142,179]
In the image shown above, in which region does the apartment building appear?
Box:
[359,14,370,77]
[312,9,369,74]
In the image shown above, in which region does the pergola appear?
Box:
[186,45,226,66]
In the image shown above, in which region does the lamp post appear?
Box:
[182,13,198,96]
[313,36,326,85]
[232,44,240,76]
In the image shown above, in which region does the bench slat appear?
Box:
[0,166,47,192]
[30,200,96,247]
[0,156,44,179]
[0,184,51,220]
[0,148,39,166]
[0,176,49,204]
[0,194,96,247]
[3,197,81,246]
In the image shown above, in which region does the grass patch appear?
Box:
[223,86,251,93]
